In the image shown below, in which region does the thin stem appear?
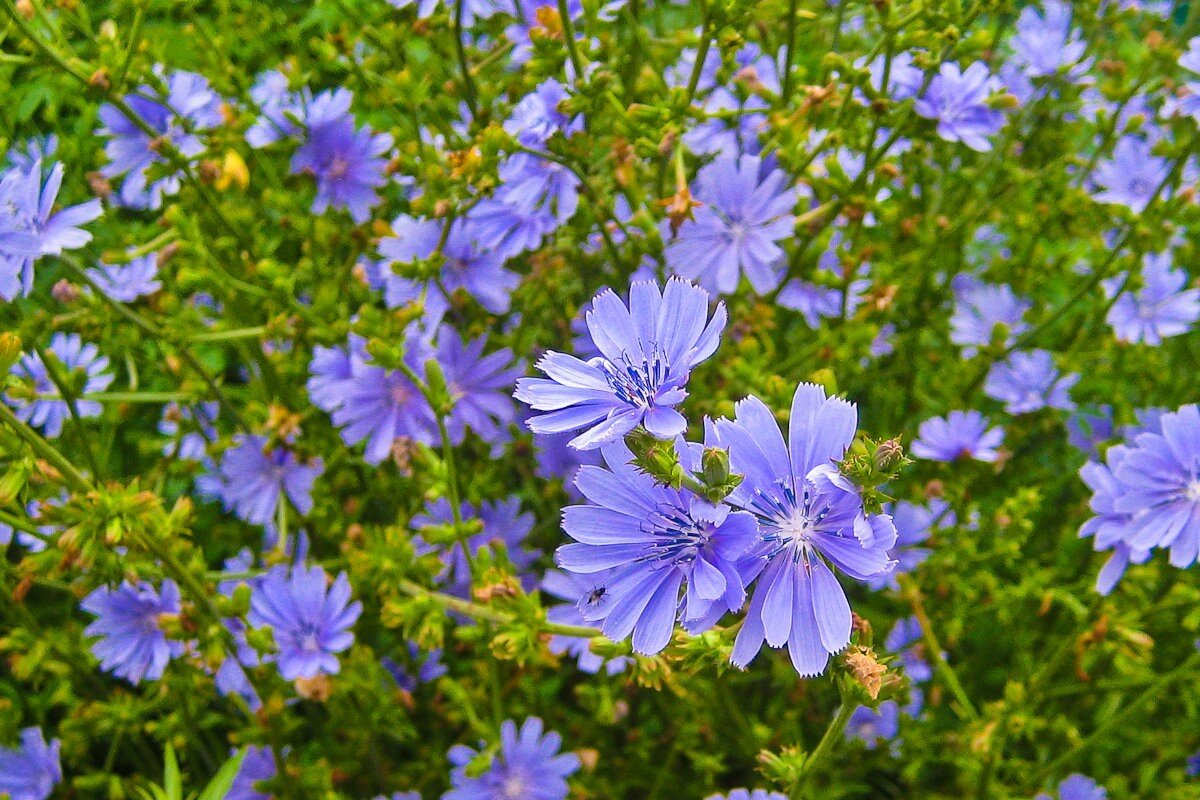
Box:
[455,0,478,118]
[684,1,712,106]
[795,701,855,797]
[31,342,101,478]
[0,402,92,493]
[396,578,600,638]
[557,0,584,78]
[35,391,192,403]
[898,574,979,720]
[188,326,267,342]
[781,0,799,104]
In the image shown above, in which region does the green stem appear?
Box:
[31,341,101,478]
[684,1,712,106]
[396,578,600,638]
[557,0,584,77]
[0,402,92,493]
[454,0,478,118]
[188,326,267,342]
[898,574,979,720]
[781,0,799,104]
[35,391,192,403]
[795,701,855,797]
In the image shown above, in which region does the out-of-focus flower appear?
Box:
[949,277,1032,356]
[227,746,276,800]
[1103,252,1200,344]
[0,728,61,800]
[5,333,114,438]
[291,95,393,223]
[1009,0,1091,82]
[984,349,1078,414]
[844,701,901,749]
[1066,405,1114,457]
[911,410,1005,463]
[1034,774,1108,800]
[516,278,726,449]
[383,642,448,691]
[445,718,579,800]
[868,499,954,590]
[710,383,897,676]
[86,252,160,302]
[541,569,629,675]
[248,564,363,680]
[1092,136,1170,213]
[413,497,539,596]
[81,580,185,683]
[158,401,219,460]
[210,435,324,526]
[504,79,583,145]
[665,154,796,295]
[915,62,1006,151]
[704,791,788,800]
[436,326,521,450]
[97,69,223,209]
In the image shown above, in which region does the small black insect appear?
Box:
[586,586,608,605]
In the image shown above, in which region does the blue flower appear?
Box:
[245,70,307,148]
[711,383,897,676]
[665,154,797,295]
[684,89,769,156]
[392,0,497,25]
[444,717,579,800]
[0,728,61,800]
[465,195,558,260]
[373,214,520,315]
[1078,457,1152,595]
[228,746,276,800]
[0,160,103,300]
[1103,252,1200,344]
[915,62,1006,151]
[867,499,954,590]
[1035,774,1107,800]
[556,441,758,654]
[81,579,185,683]
[291,96,394,223]
[437,327,521,450]
[249,564,363,680]
[5,134,57,172]
[309,331,438,464]
[5,333,114,438]
[845,701,901,749]
[1169,37,1200,121]
[862,51,924,101]
[949,277,1032,356]
[704,791,787,800]
[383,642,448,692]
[541,569,629,674]
[1091,136,1170,212]
[158,401,219,460]
[984,349,1078,414]
[886,616,934,684]
[97,69,223,209]
[210,435,324,526]
[86,251,161,302]
[516,278,726,449]
[1009,0,1091,82]
[911,410,1005,463]
[504,79,583,145]
[413,497,539,596]
[496,153,580,225]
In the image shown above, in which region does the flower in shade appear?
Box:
[1103,252,1200,345]
[0,728,61,800]
[496,153,580,225]
[373,215,520,315]
[308,331,438,464]
[383,642,448,692]
[81,580,185,683]
[949,277,1032,356]
[1187,750,1200,777]
[1,159,103,300]
[1035,774,1107,800]
[541,569,630,675]
[158,401,219,460]
[867,499,954,590]
[710,383,897,676]
[292,102,393,223]
[413,497,539,596]
[211,436,324,526]
[1009,0,1091,82]
[984,349,1078,414]
[465,195,558,260]
[1091,136,1170,212]
[5,333,114,438]
[504,79,583,145]
[227,746,276,800]
[845,701,901,749]
[245,70,306,148]
[533,429,603,495]
[249,564,363,680]
[886,616,934,684]
[704,791,787,800]
[1067,406,1114,458]
[437,327,521,450]
[86,252,161,302]
[664,154,797,295]
[911,410,1005,463]
[915,62,1006,151]
[555,441,758,654]
[516,278,726,449]
[97,70,223,209]
[445,717,579,800]
[862,51,924,101]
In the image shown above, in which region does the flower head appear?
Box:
[0,728,62,800]
[437,326,521,450]
[5,333,114,438]
[710,383,897,676]
[556,441,759,654]
[97,70,223,209]
[911,410,1005,463]
[227,746,276,800]
[413,497,538,596]
[949,278,1032,356]
[984,349,1078,414]
[1009,0,1091,81]
[665,155,796,295]
[249,564,363,680]
[915,62,1006,151]
[1104,252,1200,344]
[86,252,161,302]
[445,717,580,800]
[704,791,787,800]
[383,642,448,691]
[210,435,324,526]
[867,498,954,590]
[1035,774,1107,800]
[1092,136,1170,213]
[158,401,219,460]
[504,79,583,146]
[82,580,185,683]
[516,278,726,449]
[291,100,393,223]
[845,701,901,749]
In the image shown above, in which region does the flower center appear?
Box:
[328,155,350,180]
[599,348,669,408]
[638,502,712,567]
[757,480,832,562]
[1185,480,1200,503]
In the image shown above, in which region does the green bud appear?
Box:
[424,358,452,414]
[873,438,905,473]
[700,447,732,488]
[0,332,21,373]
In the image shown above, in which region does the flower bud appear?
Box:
[873,438,905,472]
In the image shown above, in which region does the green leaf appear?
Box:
[196,748,247,800]
[164,744,182,800]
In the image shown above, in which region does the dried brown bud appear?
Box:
[52,279,80,304]
[197,160,221,184]
[843,646,887,700]
[86,171,113,200]
[294,674,333,702]
[88,69,111,91]
[14,0,34,20]
[657,185,703,237]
